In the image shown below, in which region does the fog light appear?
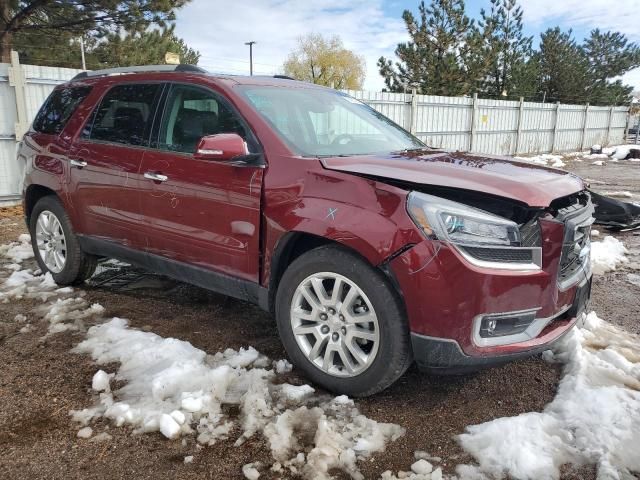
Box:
[479,310,537,338]
[487,319,497,334]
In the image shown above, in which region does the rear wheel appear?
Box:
[29,196,97,285]
[275,245,412,396]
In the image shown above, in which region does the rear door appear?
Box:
[138,83,263,281]
[68,82,164,248]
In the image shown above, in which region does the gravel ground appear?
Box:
[0,159,638,480]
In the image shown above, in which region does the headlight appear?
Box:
[407,192,542,270]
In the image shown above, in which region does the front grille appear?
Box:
[553,193,595,287]
[520,218,542,247]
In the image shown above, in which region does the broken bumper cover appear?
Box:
[388,217,591,372]
[410,314,577,374]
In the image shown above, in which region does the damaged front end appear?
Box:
[379,181,594,373]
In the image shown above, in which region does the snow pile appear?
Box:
[608,145,640,160]
[601,190,634,199]
[1,235,404,478]
[592,160,605,166]
[1,269,59,303]
[627,273,640,287]
[0,233,34,264]
[514,153,565,168]
[380,451,444,480]
[71,318,404,480]
[1,234,105,334]
[591,236,628,275]
[457,312,640,479]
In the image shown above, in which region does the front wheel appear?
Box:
[275,245,412,397]
[29,195,97,285]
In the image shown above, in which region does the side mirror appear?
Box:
[193,133,248,161]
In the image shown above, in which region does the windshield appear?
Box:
[238,86,424,157]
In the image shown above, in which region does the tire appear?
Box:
[275,245,412,397]
[29,195,97,286]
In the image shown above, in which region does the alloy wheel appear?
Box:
[35,210,67,273]
[290,272,380,377]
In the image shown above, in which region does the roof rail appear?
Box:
[273,75,296,80]
[71,64,208,81]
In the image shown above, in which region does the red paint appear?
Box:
[321,151,585,208]
[21,72,589,367]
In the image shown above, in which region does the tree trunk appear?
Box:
[0,1,11,63]
[1,32,12,63]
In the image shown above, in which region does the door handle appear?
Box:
[144,172,168,182]
[70,159,87,168]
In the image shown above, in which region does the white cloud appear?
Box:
[174,0,408,91]
[521,0,640,41]
[174,1,640,93]
[622,68,640,93]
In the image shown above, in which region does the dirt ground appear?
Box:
[0,158,639,480]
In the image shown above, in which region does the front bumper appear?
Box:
[388,215,591,370]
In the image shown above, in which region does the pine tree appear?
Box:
[479,0,533,98]
[582,29,640,105]
[91,26,200,68]
[0,1,190,62]
[536,28,590,104]
[378,0,488,96]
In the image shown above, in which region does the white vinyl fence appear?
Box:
[344,90,630,155]
[0,55,632,202]
[0,54,82,203]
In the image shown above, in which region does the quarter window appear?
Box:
[83,83,161,146]
[32,86,92,135]
[157,84,249,154]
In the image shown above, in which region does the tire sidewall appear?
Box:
[275,246,411,396]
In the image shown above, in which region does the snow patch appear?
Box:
[601,190,634,199]
[242,462,261,479]
[591,236,628,275]
[627,273,640,287]
[77,427,93,439]
[609,145,640,160]
[0,234,34,264]
[92,370,112,392]
[70,318,404,479]
[514,153,565,167]
[457,312,640,479]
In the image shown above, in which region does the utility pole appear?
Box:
[79,36,86,70]
[244,41,256,76]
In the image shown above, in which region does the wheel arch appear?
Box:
[24,184,60,223]
[266,231,406,316]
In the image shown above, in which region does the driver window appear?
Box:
[157,84,247,154]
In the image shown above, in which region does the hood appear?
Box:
[320,150,585,208]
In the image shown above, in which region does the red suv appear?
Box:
[20,65,593,396]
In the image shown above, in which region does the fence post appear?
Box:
[551,102,561,152]
[469,92,478,152]
[8,50,28,142]
[580,103,590,151]
[409,88,418,134]
[515,96,525,155]
[605,106,614,146]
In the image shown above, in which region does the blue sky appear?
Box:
[175,0,640,93]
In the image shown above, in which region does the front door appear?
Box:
[68,82,163,248]
[138,83,263,282]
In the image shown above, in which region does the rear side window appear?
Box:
[83,83,161,146]
[32,86,92,135]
